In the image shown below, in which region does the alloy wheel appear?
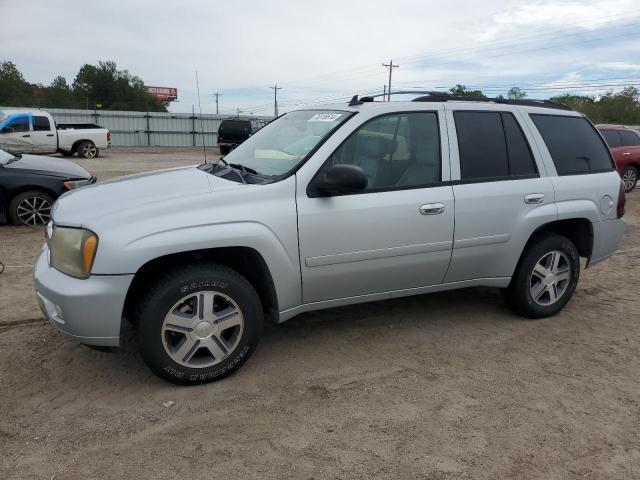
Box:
[82,143,97,158]
[622,168,637,192]
[16,196,52,226]
[161,291,244,368]
[529,250,571,306]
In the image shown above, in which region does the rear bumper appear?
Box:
[33,246,133,347]
[589,218,625,266]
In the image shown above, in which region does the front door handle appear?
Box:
[46,133,54,137]
[419,203,445,215]
[524,193,545,204]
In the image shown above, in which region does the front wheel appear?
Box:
[134,263,263,384]
[219,145,230,155]
[9,190,54,226]
[621,165,638,193]
[503,233,580,319]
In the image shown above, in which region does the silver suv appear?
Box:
[34,93,626,384]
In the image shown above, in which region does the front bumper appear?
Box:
[33,246,133,347]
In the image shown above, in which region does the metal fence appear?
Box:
[1,107,271,147]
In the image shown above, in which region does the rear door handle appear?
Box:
[419,203,445,215]
[524,193,544,204]
[622,152,631,156]
[21,134,30,138]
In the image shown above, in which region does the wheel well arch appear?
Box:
[123,246,279,325]
[71,139,95,152]
[516,218,593,272]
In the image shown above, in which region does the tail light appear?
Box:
[617,180,626,218]
[107,131,112,142]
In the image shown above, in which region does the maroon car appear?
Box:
[597,124,640,192]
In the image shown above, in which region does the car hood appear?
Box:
[52,165,245,228]
[4,153,91,178]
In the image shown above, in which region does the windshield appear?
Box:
[0,148,18,164]
[222,110,352,176]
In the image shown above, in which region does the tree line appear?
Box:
[0,60,167,112]
[449,84,640,124]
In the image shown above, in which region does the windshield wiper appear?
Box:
[229,163,258,175]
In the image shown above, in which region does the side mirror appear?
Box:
[1,126,14,134]
[315,164,367,195]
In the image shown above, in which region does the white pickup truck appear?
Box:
[0,109,111,158]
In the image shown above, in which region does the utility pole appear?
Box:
[382,60,399,101]
[383,85,386,100]
[270,84,282,117]
[213,92,221,115]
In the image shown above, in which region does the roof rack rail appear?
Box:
[411,92,573,110]
[347,90,573,111]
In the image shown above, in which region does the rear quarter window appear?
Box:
[531,115,614,175]
[600,129,621,148]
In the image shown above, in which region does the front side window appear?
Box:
[600,130,621,148]
[33,116,51,131]
[324,112,441,190]
[620,130,640,147]
[531,115,614,175]
[4,116,29,133]
[223,110,351,176]
[455,111,537,181]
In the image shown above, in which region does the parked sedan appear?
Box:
[0,148,95,226]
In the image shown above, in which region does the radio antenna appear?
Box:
[195,70,207,164]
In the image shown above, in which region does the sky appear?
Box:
[1,0,639,115]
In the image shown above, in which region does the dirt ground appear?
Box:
[1,147,639,479]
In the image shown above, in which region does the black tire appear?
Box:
[76,140,99,159]
[219,145,230,156]
[503,233,580,319]
[621,165,638,193]
[58,149,75,157]
[8,190,54,226]
[133,263,263,385]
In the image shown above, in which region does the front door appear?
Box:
[0,114,33,153]
[296,110,455,303]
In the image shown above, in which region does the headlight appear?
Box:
[49,226,98,278]
[64,177,95,190]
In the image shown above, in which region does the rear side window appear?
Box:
[620,130,640,147]
[600,130,621,148]
[454,111,537,181]
[531,115,614,175]
[33,116,51,131]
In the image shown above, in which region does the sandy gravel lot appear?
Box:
[1,147,639,479]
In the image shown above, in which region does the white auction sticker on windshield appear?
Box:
[308,113,343,122]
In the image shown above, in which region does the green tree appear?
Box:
[550,88,640,124]
[449,84,487,98]
[0,61,32,106]
[507,87,527,100]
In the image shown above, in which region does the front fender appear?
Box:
[93,221,301,311]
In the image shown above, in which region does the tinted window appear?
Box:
[600,130,621,148]
[6,116,29,132]
[455,111,508,180]
[531,115,614,175]
[502,113,537,176]
[33,116,51,131]
[620,130,640,147]
[327,112,440,190]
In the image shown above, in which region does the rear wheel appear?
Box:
[76,141,99,159]
[503,233,580,319]
[134,263,263,384]
[621,165,638,193]
[58,149,75,157]
[9,190,54,226]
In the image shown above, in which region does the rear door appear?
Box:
[0,114,33,152]
[444,107,557,282]
[599,129,626,172]
[30,115,57,153]
[297,108,455,303]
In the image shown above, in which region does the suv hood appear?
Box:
[5,153,91,178]
[52,165,243,227]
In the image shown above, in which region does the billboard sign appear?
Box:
[144,86,178,102]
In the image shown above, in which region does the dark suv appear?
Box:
[597,124,640,192]
[217,118,264,155]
